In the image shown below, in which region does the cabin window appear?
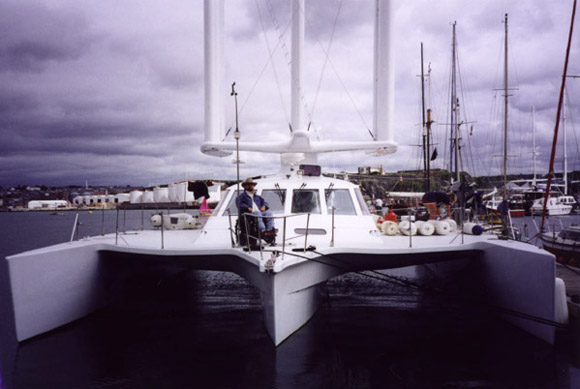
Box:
[260,189,286,215]
[325,189,356,215]
[223,190,242,216]
[291,189,321,214]
[354,188,370,215]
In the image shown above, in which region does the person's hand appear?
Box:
[260,206,266,211]
[248,207,253,212]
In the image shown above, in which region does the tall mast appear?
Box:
[503,13,508,196]
[532,106,537,186]
[541,0,577,230]
[450,22,458,183]
[563,94,568,194]
[426,63,432,192]
[421,43,428,190]
[291,0,304,133]
[201,0,398,162]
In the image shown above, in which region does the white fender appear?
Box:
[150,214,162,227]
[382,221,399,236]
[399,220,417,236]
[415,221,434,236]
[430,220,450,235]
[446,219,457,232]
[462,222,483,235]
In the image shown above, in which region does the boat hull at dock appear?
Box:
[7,228,560,346]
[541,230,580,268]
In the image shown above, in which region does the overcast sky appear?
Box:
[0,0,578,187]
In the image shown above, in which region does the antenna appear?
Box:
[231,82,241,245]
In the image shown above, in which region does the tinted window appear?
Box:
[261,189,286,215]
[292,189,321,214]
[325,189,356,215]
[223,190,243,216]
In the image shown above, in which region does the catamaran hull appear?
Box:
[6,234,561,346]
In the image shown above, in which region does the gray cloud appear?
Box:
[0,3,94,73]
[0,0,578,187]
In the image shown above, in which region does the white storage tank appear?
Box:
[168,183,178,203]
[154,187,170,203]
[175,182,194,202]
[175,182,188,202]
[142,191,155,203]
[207,182,222,205]
[115,193,130,204]
[129,190,143,204]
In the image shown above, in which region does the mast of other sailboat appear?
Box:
[503,14,509,198]
[450,22,459,183]
[541,0,577,231]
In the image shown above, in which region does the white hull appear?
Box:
[7,223,560,346]
[531,207,572,216]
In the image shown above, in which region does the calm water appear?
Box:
[1,210,580,388]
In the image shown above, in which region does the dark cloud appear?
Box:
[0,3,94,73]
[0,0,577,187]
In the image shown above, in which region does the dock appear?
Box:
[556,263,580,367]
[557,263,580,316]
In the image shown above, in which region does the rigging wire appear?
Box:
[255,0,290,126]
[307,0,344,124]
[223,1,294,140]
[300,2,373,140]
[455,46,478,178]
[566,86,580,173]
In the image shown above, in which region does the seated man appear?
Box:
[237,178,275,234]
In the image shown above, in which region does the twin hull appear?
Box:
[6,222,559,346]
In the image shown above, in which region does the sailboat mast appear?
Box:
[541,0,577,230]
[450,22,457,183]
[421,43,428,190]
[563,94,568,194]
[532,106,537,186]
[503,14,508,196]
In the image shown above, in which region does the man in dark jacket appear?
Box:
[237,178,274,233]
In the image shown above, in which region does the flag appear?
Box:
[430,147,438,161]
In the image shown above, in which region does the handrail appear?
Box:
[304,213,311,251]
[70,212,79,242]
[330,207,335,247]
[160,212,165,249]
[230,212,316,256]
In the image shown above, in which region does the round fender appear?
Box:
[399,220,417,236]
[416,221,434,236]
[431,220,450,235]
[446,219,457,232]
[150,214,162,227]
[382,221,399,236]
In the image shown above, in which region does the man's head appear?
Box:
[242,178,257,192]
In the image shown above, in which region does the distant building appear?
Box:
[358,166,383,175]
[27,200,70,209]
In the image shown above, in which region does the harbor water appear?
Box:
[1,210,580,388]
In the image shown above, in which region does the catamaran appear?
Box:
[6,0,566,347]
